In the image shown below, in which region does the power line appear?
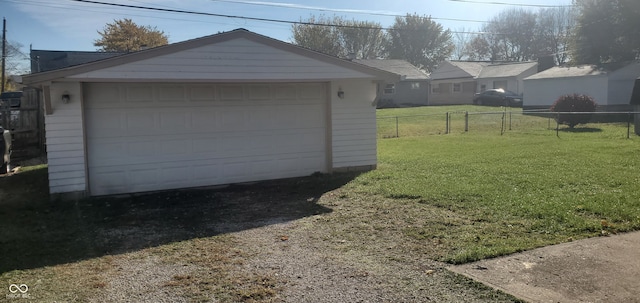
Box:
[209,0,487,23]
[67,0,497,35]
[448,0,573,8]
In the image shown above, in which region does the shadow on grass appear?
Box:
[558,127,603,133]
[0,167,358,273]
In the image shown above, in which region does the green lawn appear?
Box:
[376,105,634,139]
[359,106,640,263]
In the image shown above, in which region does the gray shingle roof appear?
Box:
[448,61,487,78]
[479,62,538,78]
[354,59,429,80]
[525,65,607,80]
[30,50,125,73]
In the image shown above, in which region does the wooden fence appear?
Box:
[0,88,45,161]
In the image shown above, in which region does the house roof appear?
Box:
[353,59,429,80]
[22,29,400,85]
[430,61,488,80]
[30,50,125,73]
[525,65,608,80]
[448,61,487,78]
[478,62,538,78]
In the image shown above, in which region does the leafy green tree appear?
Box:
[387,14,453,72]
[94,19,168,52]
[292,15,387,59]
[571,0,640,64]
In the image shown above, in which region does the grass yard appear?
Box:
[1,105,639,301]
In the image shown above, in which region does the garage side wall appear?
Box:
[46,82,87,194]
[330,80,377,171]
[523,76,609,109]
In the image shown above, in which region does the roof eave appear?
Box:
[22,29,400,85]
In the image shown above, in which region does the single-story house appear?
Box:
[430,60,545,105]
[20,28,399,198]
[353,59,429,107]
[429,61,487,105]
[523,62,640,111]
[477,62,538,95]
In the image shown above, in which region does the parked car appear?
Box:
[473,89,523,107]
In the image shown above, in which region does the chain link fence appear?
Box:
[377,110,640,139]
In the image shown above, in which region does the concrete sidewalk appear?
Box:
[449,231,640,303]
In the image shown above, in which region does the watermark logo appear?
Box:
[6,284,30,299]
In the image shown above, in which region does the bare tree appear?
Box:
[451,27,472,60]
[292,15,388,59]
[535,6,576,65]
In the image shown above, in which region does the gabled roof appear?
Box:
[22,29,400,85]
[353,59,429,80]
[525,65,608,80]
[478,62,538,78]
[30,50,125,73]
[430,61,488,80]
[448,61,487,78]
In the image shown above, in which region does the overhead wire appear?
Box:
[67,0,500,35]
[447,0,573,8]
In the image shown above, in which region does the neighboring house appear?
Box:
[429,61,487,105]
[523,62,640,110]
[477,62,538,95]
[353,59,429,107]
[430,60,543,105]
[20,29,399,198]
[31,50,125,73]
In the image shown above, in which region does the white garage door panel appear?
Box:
[85,82,327,195]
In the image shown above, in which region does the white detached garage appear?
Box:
[22,29,398,197]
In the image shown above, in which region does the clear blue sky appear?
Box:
[2,0,572,73]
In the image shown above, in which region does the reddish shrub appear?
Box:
[550,94,598,128]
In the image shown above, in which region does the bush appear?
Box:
[550,94,598,128]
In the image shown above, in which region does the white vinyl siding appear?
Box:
[523,76,609,107]
[84,82,328,196]
[331,80,377,169]
[46,82,86,194]
[70,38,374,82]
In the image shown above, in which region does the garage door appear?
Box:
[84,82,327,196]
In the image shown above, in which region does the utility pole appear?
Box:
[2,18,6,93]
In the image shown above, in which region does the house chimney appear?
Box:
[537,55,555,72]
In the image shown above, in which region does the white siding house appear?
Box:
[477,62,538,95]
[523,62,640,110]
[21,29,399,198]
[430,61,486,105]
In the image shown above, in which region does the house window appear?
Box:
[431,85,440,94]
[453,83,461,93]
[480,84,487,92]
[411,82,421,89]
[494,81,507,90]
[384,84,396,94]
